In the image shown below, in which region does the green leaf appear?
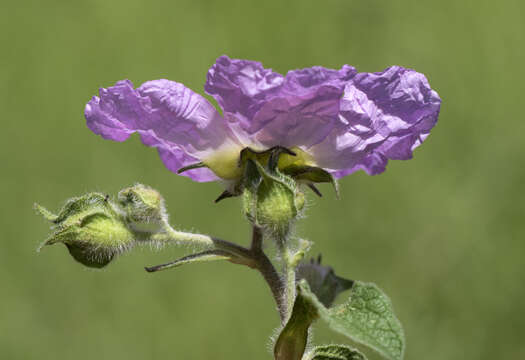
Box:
[304,344,367,360]
[144,250,233,272]
[299,280,405,360]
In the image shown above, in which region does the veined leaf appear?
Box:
[304,344,366,360]
[299,280,405,360]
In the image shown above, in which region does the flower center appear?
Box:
[203,146,315,180]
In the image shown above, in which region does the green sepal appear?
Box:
[241,159,262,224]
[48,193,116,225]
[274,284,319,360]
[282,164,339,198]
[298,280,405,360]
[65,239,116,268]
[212,146,297,202]
[244,158,264,192]
[238,146,297,170]
[304,344,367,360]
[177,162,208,174]
[212,146,339,202]
[214,190,236,203]
[34,203,59,222]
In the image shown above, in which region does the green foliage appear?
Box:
[304,344,366,360]
[299,280,405,360]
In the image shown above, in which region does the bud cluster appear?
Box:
[35,184,168,268]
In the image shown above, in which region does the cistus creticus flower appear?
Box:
[85,55,441,186]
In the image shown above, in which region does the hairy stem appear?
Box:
[153,221,253,260]
[283,249,296,321]
[281,239,311,321]
[149,223,287,322]
[250,226,287,322]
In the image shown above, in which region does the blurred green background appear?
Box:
[2,0,524,359]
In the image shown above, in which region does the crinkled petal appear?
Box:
[156,147,218,182]
[250,65,357,148]
[87,59,440,183]
[206,56,359,149]
[205,55,284,130]
[309,66,441,176]
[85,79,238,182]
[139,131,219,182]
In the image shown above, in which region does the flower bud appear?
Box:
[35,193,134,268]
[117,184,167,233]
[242,160,305,241]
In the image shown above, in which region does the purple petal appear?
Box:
[206,56,359,149]
[309,66,441,176]
[205,55,284,130]
[250,65,357,148]
[156,147,219,182]
[85,79,237,182]
[87,59,440,183]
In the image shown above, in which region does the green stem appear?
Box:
[158,228,215,246]
[152,221,253,260]
[148,222,287,323]
[283,249,296,320]
[282,239,311,321]
[250,226,287,322]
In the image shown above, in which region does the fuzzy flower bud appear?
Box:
[118,184,167,233]
[243,172,305,240]
[35,193,134,268]
[241,148,306,241]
